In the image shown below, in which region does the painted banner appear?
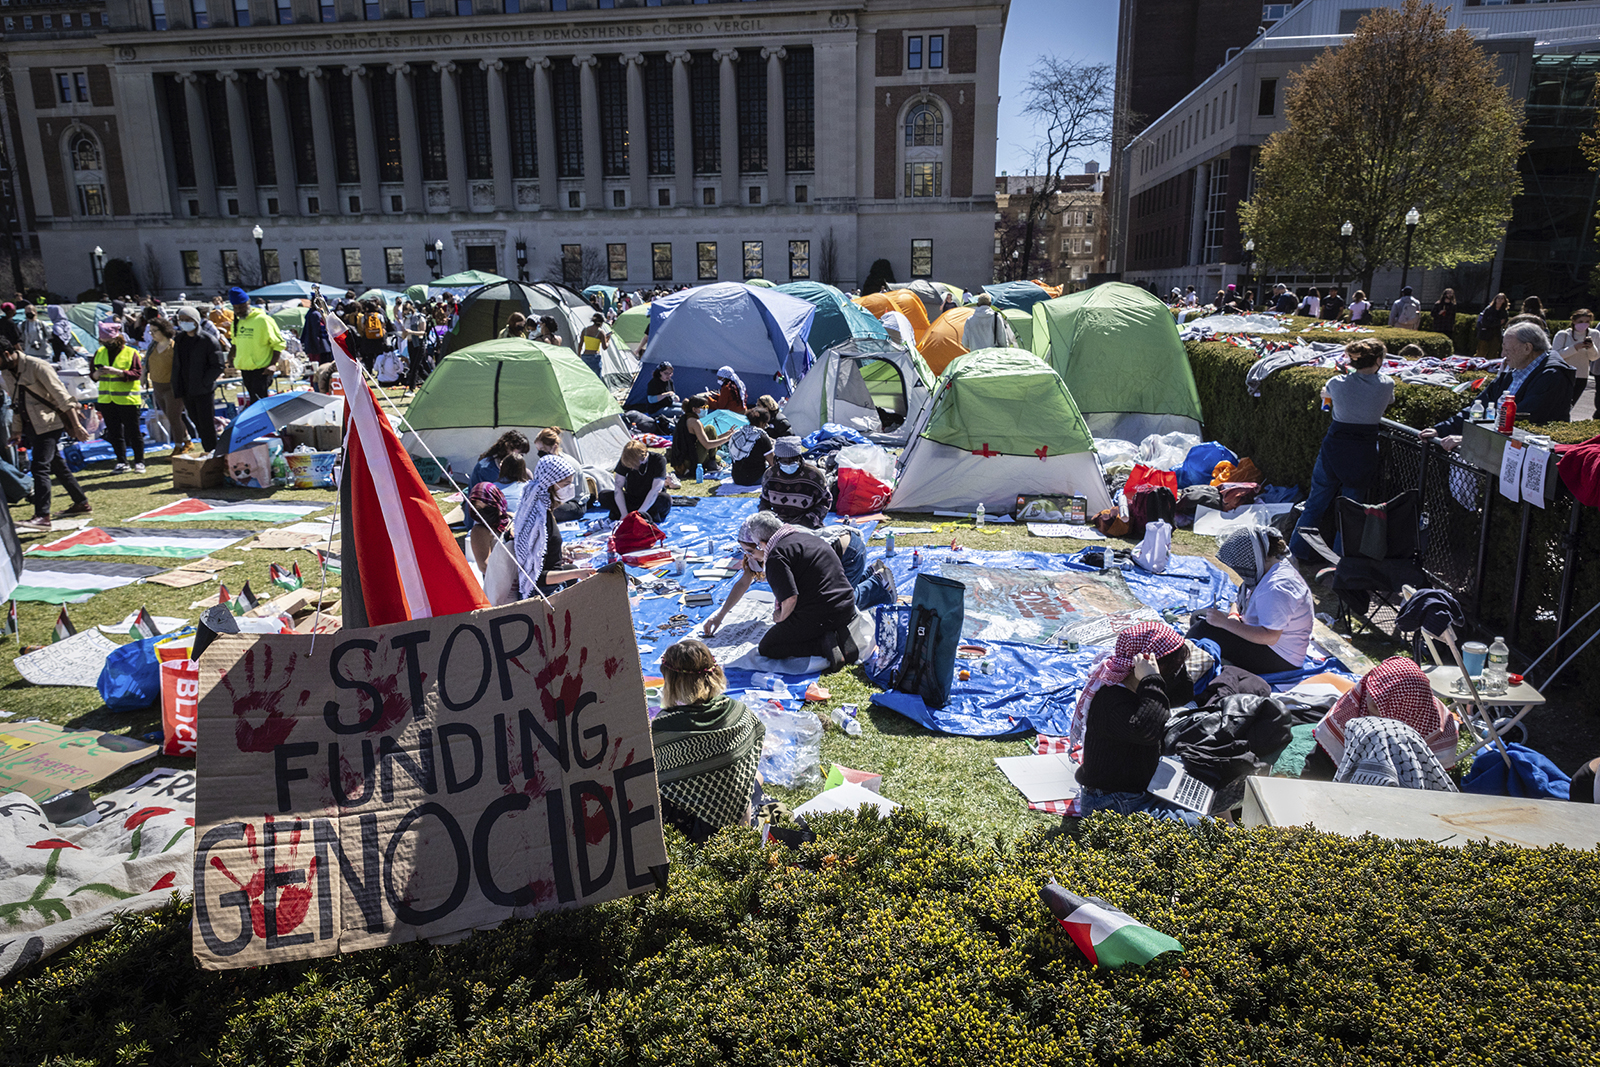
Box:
[189,568,667,970]
[940,563,1161,646]
[130,499,326,523]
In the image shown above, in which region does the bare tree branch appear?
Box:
[1011,57,1115,279]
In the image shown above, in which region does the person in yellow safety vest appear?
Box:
[91,330,145,474]
[228,285,285,406]
[579,313,610,377]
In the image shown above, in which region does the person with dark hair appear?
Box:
[536,316,562,345]
[1390,286,1422,331]
[640,361,682,428]
[1552,309,1595,406]
[91,329,144,474]
[1296,288,1321,318]
[498,312,529,340]
[729,406,774,487]
[1432,288,1458,339]
[651,638,765,842]
[1189,528,1313,676]
[141,316,190,453]
[1321,288,1345,322]
[1424,320,1572,447]
[1347,290,1371,325]
[754,394,791,439]
[0,339,91,531]
[1475,293,1510,359]
[579,313,610,376]
[668,394,734,477]
[171,305,223,454]
[471,430,529,484]
[1520,295,1549,333]
[1291,338,1394,562]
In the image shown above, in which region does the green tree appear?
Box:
[1238,0,1524,297]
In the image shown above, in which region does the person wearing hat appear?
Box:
[91,326,145,473]
[1186,527,1313,676]
[707,365,748,415]
[667,393,734,478]
[171,305,224,454]
[228,287,284,406]
[18,304,49,361]
[1390,286,1422,331]
[0,338,91,530]
[579,313,611,377]
[759,436,831,529]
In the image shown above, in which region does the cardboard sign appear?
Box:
[0,722,159,802]
[189,569,668,970]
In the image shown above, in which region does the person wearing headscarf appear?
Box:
[1188,527,1314,675]
[651,638,766,842]
[510,453,592,601]
[707,364,748,414]
[1070,621,1202,825]
[466,480,511,576]
[1302,656,1459,780]
[45,306,78,361]
[759,436,831,528]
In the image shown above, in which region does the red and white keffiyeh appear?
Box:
[1314,655,1459,767]
[1067,621,1186,749]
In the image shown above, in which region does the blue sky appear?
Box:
[995,0,1120,175]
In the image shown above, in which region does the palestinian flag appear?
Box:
[130,499,326,524]
[0,504,21,604]
[231,581,259,615]
[315,549,342,574]
[1040,882,1183,969]
[129,607,162,639]
[1,600,14,636]
[25,527,246,560]
[218,582,231,605]
[52,606,76,642]
[269,562,303,591]
[11,560,164,604]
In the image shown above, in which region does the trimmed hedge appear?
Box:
[1271,316,1456,361]
[1185,340,1464,488]
[6,812,1600,1065]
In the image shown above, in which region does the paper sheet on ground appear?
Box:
[1028,522,1105,540]
[97,612,188,636]
[940,563,1160,646]
[1193,503,1295,535]
[13,629,120,687]
[793,781,899,820]
[994,753,1082,804]
[702,590,776,666]
[0,721,158,800]
[145,568,216,588]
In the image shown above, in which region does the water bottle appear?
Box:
[975,502,985,527]
[885,530,896,556]
[1469,398,1484,422]
[694,463,703,483]
[829,705,862,737]
[912,548,920,569]
[1187,579,1201,613]
[1484,636,1510,695]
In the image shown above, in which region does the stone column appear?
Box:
[530,58,558,209]
[301,66,338,215]
[715,48,739,208]
[436,61,470,210]
[178,73,218,216]
[622,53,646,208]
[221,70,257,213]
[390,63,425,213]
[345,66,381,214]
[482,59,513,211]
[669,51,693,207]
[259,70,298,217]
[575,54,602,209]
[762,46,786,204]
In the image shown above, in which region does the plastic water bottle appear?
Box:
[829,705,862,737]
[694,463,703,483]
[885,530,896,556]
[1484,636,1510,695]
[912,548,920,569]
[1469,398,1484,422]
[975,502,986,527]
[1187,579,1201,613]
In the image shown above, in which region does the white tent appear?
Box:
[529,281,641,387]
[786,338,937,448]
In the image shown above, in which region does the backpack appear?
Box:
[891,573,965,710]
[609,511,666,554]
[1128,484,1177,538]
[362,312,385,340]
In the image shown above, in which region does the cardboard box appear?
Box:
[171,453,225,489]
[281,422,343,452]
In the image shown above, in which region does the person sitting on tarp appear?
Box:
[508,453,596,602]
[759,437,831,529]
[464,430,528,532]
[1069,621,1203,826]
[702,511,862,667]
[728,407,774,487]
[707,364,748,415]
[1188,528,1313,676]
[668,394,735,478]
[651,638,766,842]
[1301,656,1459,781]
[610,439,671,522]
[1422,320,1573,450]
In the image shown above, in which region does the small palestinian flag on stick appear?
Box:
[52,606,76,643]
[128,607,162,640]
[269,562,303,592]
[1040,881,1182,969]
[230,581,260,616]
[217,582,231,606]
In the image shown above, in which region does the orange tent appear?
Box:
[855,289,932,345]
[1029,280,1064,299]
[920,306,975,375]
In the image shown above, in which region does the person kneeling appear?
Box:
[703,510,862,667]
[1071,622,1202,826]
[651,639,766,842]
[610,439,671,522]
[1188,528,1313,676]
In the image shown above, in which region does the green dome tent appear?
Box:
[432,269,507,289]
[612,304,651,348]
[1031,282,1203,440]
[887,348,1113,514]
[1000,308,1033,351]
[397,338,629,481]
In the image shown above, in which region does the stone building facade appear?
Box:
[992,168,1105,288]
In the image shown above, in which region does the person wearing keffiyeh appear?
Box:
[1302,656,1459,780]
[651,638,766,842]
[707,364,748,414]
[511,453,592,601]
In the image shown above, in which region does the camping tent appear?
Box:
[432,269,507,290]
[1001,308,1033,351]
[398,338,629,482]
[1031,282,1204,440]
[745,278,776,289]
[855,290,932,346]
[582,285,620,312]
[613,304,650,348]
[270,305,308,331]
[249,279,322,300]
[775,282,887,355]
[447,280,638,387]
[903,279,951,321]
[982,280,1061,313]
[887,348,1113,515]
[628,282,816,404]
[786,337,936,447]
[919,306,975,375]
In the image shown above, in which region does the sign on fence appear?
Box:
[190,569,667,970]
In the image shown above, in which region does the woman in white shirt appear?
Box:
[1347,290,1371,325]
[1296,288,1322,318]
[1551,308,1595,406]
[1187,528,1314,676]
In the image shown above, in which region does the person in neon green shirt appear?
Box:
[229,286,285,405]
[92,332,144,473]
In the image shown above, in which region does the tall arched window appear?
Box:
[69,132,108,217]
[901,100,947,198]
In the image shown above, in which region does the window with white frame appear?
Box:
[69,132,108,216]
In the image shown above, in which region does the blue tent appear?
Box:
[775,281,886,355]
[248,279,323,300]
[628,283,816,405]
[982,281,1058,314]
[215,390,341,456]
[582,285,620,312]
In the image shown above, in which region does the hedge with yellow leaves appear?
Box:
[7,810,1599,1066]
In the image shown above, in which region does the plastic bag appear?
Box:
[1124,464,1179,500]
[836,443,896,484]
[753,701,823,788]
[1134,519,1172,573]
[1093,437,1141,470]
[834,467,893,516]
[1176,441,1237,488]
[97,632,171,712]
[1137,431,1202,472]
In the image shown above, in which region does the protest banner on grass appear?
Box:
[190,569,667,970]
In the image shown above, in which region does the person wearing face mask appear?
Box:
[759,436,831,529]
[0,338,91,531]
[18,304,49,361]
[140,316,191,454]
[507,453,596,602]
[171,305,224,454]
[91,329,144,473]
[667,394,735,478]
[1552,309,1596,406]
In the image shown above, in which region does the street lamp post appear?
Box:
[1339,220,1353,288]
[434,238,445,280]
[251,224,266,286]
[516,239,528,283]
[90,245,105,295]
[1242,238,1255,305]
[1400,206,1420,292]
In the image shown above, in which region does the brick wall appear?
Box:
[874,84,976,201]
[947,26,977,75]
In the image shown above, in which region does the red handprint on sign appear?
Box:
[218,645,312,752]
[207,817,319,940]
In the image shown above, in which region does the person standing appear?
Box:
[961,293,1015,350]
[1296,288,1321,318]
[1475,293,1510,359]
[18,305,50,361]
[91,330,145,473]
[1432,288,1458,341]
[401,300,430,394]
[301,297,332,366]
[1552,309,1596,407]
[171,306,223,454]
[1520,295,1549,333]
[1347,290,1372,325]
[1290,339,1395,562]
[579,313,610,377]
[0,339,91,530]
[229,287,284,406]
[141,316,190,453]
[1320,289,1345,322]
[1390,286,1422,331]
